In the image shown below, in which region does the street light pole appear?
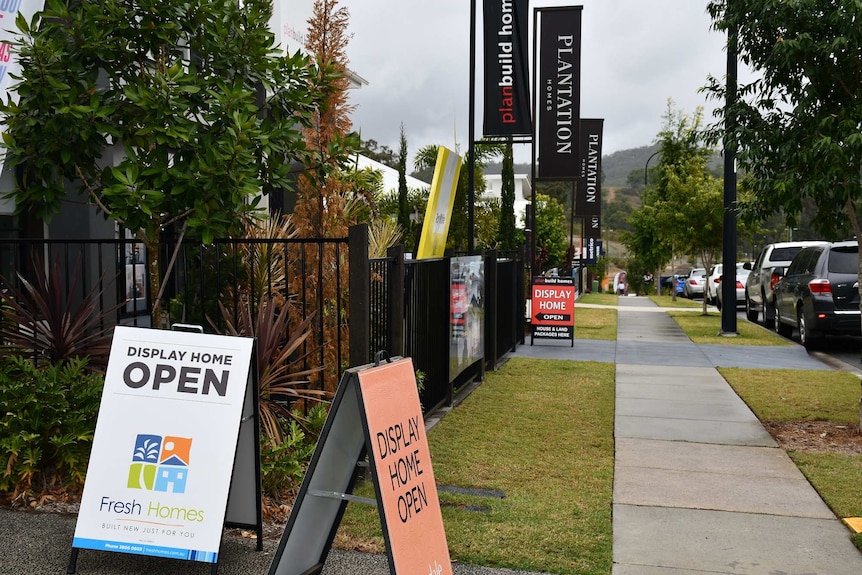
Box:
[644,150,661,185]
[720,23,738,335]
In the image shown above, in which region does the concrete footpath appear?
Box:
[606,296,862,575]
[2,295,862,574]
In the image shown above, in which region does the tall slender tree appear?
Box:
[293,0,359,239]
[497,141,518,251]
[397,124,410,232]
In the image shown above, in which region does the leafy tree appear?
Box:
[476,197,502,249]
[705,1,860,241]
[533,193,568,269]
[359,138,397,168]
[657,154,724,311]
[1,0,330,326]
[626,102,718,298]
[496,141,519,250]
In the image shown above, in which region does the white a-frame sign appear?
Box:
[69,326,262,574]
[268,357,453,575]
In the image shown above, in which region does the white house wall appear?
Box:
[483,174,531,225]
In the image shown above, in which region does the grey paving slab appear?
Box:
[615,396,758,422]
[615,342,712,367]
[615,414,777,446]
[615,437,802,479]
[614,465,834,518]
[613,566,733,575]
[613,504,862,575]
[616,381,741,402]
[512,337,615,363]
[616,363,729,383]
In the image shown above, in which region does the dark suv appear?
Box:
[772,241,861,349]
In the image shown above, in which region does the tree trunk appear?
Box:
[844,198,862,431]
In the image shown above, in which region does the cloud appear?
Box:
[340,0,739,166]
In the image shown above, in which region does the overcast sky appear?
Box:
[334,0,737,166]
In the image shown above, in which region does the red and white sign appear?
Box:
[531,276,575,340]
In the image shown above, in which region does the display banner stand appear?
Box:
[68,326,261,575]
[268,355,453,575]
[530,276,575,347]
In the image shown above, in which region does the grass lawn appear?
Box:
[578,293,618,306]
[720,367,862,546]
[335,357,616,575]
[575,306,617,340]
[669,311,791,346]
[648,295,703,308]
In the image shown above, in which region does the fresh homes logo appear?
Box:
[96,433,205,524]
[128,434,192,494]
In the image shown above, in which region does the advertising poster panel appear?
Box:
[358,358,453,575]
[72,326,254,564]
[537,7,582,180]
[450,256,484,381]
[482,0,531,136]
[531,276,575,343]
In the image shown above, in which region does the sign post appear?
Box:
[531,276,575,346]
[269,357,452,575]
[69,326,258,573]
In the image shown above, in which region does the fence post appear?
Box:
[387,245,405,358]
[349,224,370,367]
[518,245,526,345]
[484,249,497,372]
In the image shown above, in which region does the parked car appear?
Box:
[716,267,751,310]
[772,241,861,349]
[705,262,748,304]
[744,241,827,326]
[683,267,707,298]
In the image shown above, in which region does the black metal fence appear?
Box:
[2,228,526,414]
[0,230,365,394]
[367,247,526,414]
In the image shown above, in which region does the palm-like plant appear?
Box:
[216,296,328,441]
[0,255,119,370]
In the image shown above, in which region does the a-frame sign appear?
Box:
[68,326,262,574]
[268,356,452,575]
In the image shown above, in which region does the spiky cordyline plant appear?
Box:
[216,296,329,442]
[0,255,120,370]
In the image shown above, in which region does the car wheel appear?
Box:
[763,291,775,328]
[774,304,793,337]
[798,309,820,350]
[745,295,758,322]
[715,295,722,311]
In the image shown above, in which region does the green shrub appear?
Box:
[0,356,104,498]
[259,403,329,500]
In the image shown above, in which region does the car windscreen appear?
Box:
[827,247,859,274]
[769,247,804,262]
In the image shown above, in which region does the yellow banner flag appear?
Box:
[416,147,462,259]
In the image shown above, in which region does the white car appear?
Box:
[716,267,751,310]
[682,268,707,298]
[706,262,748,304]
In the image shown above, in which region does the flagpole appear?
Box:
[468,0,477,254]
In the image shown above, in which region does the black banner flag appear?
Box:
[537,7,582,180]
[577,118,603,238]
[482,0,531,136]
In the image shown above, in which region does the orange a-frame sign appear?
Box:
[358,358,452,575]
[268,357,452,575]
